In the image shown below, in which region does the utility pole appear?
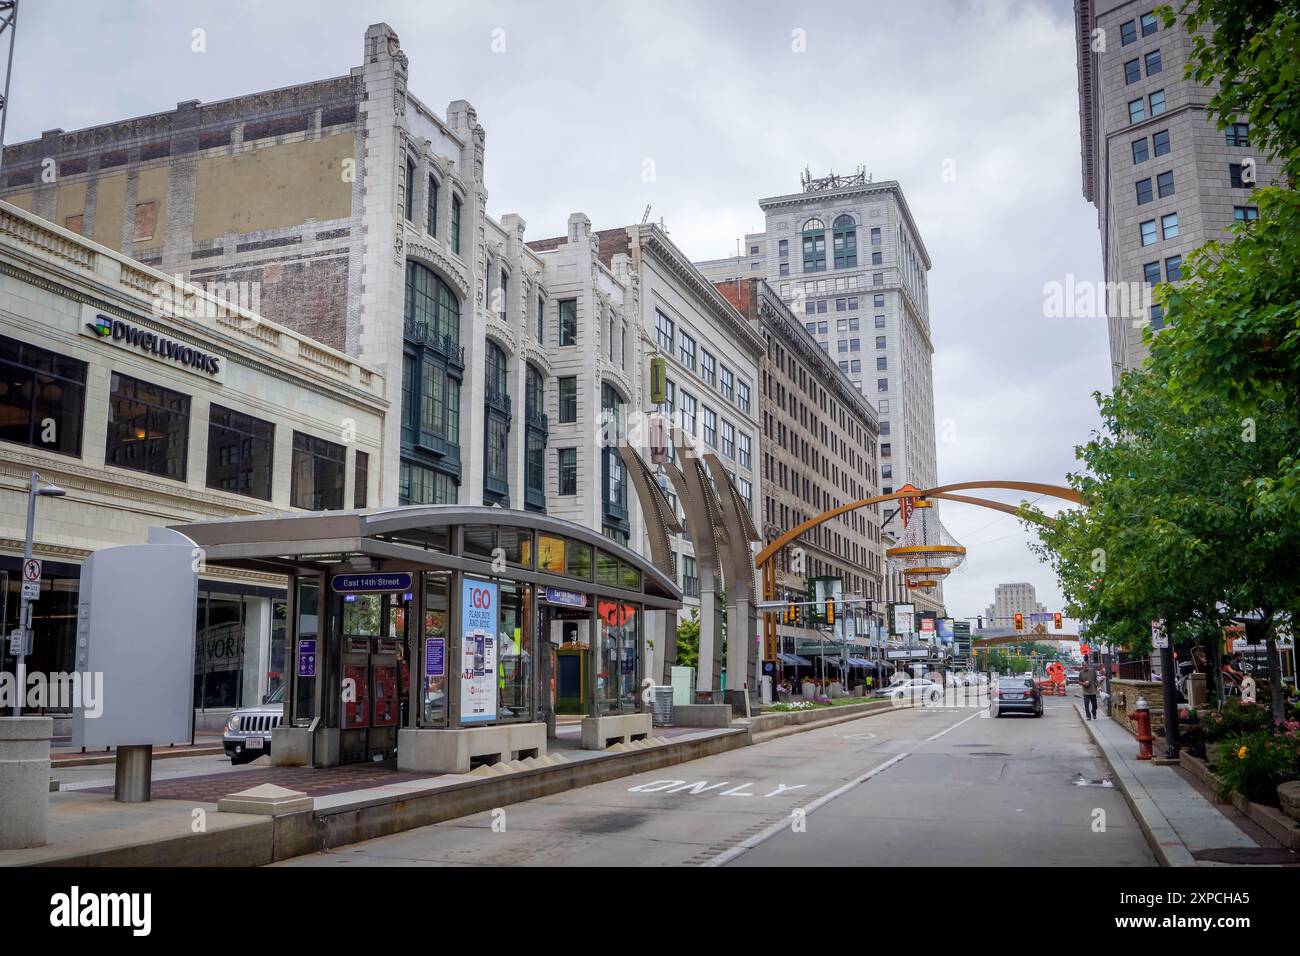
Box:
[12,471,65,716]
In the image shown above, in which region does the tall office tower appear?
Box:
[1075,1,1282,381]
[984,582,1048,629]
[697,169,942,616]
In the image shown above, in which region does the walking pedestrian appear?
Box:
[1079,660,1099,720]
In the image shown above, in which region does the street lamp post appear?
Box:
[12,470,65,717]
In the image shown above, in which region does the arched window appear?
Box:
[802,218,826,273]
[404,261,460,347]
[485,341,508,398]
[832,214,857,269]
[483,341,511,506]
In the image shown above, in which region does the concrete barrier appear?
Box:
[0,717,52,850]
[669,704,732,728]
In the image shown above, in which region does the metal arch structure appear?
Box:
[703,451,762,709]
[972,633,1081,647]
[754,481,1082,572]
[662,441,730,696]
[618,445,684,686]
[0,2,17,180]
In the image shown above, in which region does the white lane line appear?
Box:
[704,708,981,867]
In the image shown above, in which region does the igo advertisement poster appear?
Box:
[460,578,498,723]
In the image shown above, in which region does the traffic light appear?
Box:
[825,600,835,625]
[1054,612,1063,629]
[1014,612,1024,631]
[785,601,799,625]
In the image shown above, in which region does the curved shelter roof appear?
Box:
[172,505,682,610]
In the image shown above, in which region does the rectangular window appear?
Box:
[681,392,697,435]
[1164,255,1182,282]
[1124,59,1141,84]
[1145,49,1162,75]
[1140,220,1158,245]
[778,239,789,257]
[700,350,715,386]
[536,295,545,340]
[0,334,86,456]
[1135,178,1153,204]
[871,250,883,265]
[720,365,733,402]
[870,227,881,245]
[721,420,735,458]
[559,299,578,346]
[1152,129,1170,156]
[498,270,508,321]
[558,377,577,423]
[404,156,416,221]
[837,340,848,353]
[873,294,884,308]
[451,195,462,254]
[1161,212,1179,239]
[1234,205,1259,222]
[874,314,885,328]
[805,322,817,334]
[206,403,274,500]
[354,450,369,508]
[876,335,886,349]
[818,321,828,334]
[1229,163,1250,189]
[655,309,673,352]
[739,432,751,469]
[1141,11,1158,35]
[850,359,861,373]
[779,262,789,276]
[291,431,346,511]
[1143,261,1161,285]
[1225,123,1250,147]
[1149,90,1166,116]
[737,381,751,414]
[702,407,717,447]
[880,420,890,436]
[1150,303,1166,330]
[679,331,696,370]
[558,448,577,495]
[106,373,189,480]
[1156,170,1175,197]
[802,230,826,272]
[1128,98,1145,124]
[1121,19,1137,44]
[426,175,438,236]
[1132,138,1149,164]
[877,356,887,371]
[877,378,888,392]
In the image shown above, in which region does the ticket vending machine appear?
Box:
[369,637,401,757]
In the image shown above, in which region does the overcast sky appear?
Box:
[8,0,1109,624]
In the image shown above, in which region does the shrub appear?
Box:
[1215,729,1300,807]
[1199,699,1274,741]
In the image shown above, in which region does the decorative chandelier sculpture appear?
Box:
[885,485,967,593]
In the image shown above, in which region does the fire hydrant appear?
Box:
[1130,696,1154,760]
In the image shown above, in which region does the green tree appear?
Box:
[675,608,700,670]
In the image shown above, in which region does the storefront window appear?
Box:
[0,334,86,457]
[268,598,287,696]
[496,582,532,721]
[0,568,77,708]
[423,573,449,726]
[565,539,592,580]
[106,372,190,480]
[194,592,245,710]
[598,602,639,713]
[462,525,532,568]
[537,534,565,574]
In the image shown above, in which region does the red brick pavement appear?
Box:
[85,763,436,802]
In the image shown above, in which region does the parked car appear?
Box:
[990,676,1043,718]
[1066,669,1081,685]
[224,684,285,764]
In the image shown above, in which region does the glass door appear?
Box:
[422,572,450,727]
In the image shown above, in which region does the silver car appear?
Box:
[223,684,285,764]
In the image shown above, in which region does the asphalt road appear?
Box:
[279,693,1155,867]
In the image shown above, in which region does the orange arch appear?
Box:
[754,481,1080,569]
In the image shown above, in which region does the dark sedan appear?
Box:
[990,676,1044,717]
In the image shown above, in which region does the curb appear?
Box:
[1073,704,1197,867]
[746,700,908,744]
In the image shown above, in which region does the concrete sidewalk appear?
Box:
[1075,702,1256,866]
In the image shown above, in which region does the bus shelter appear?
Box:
[174,506,682,771]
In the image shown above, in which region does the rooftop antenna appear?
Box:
[0,1,18,179]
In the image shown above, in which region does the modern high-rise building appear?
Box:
[1075,1,1282,381]
[984,582,1048,629]
[697,169,942,617]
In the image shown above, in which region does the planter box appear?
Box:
[1178,750,1300,849]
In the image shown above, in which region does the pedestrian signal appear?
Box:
[1014,612,1024,631]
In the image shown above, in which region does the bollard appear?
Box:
[1130,696,1154,760]
[0,716,53,848]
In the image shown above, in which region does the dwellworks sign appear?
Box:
[81,306,222,377]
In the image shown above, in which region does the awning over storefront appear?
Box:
[777,653,811,666]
